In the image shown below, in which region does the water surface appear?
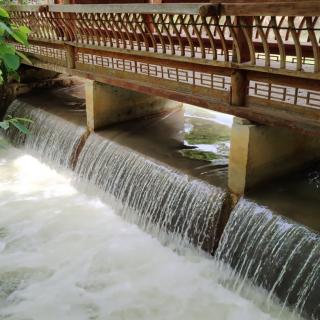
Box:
[0,146,300,320]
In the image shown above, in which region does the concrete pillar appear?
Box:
[85,80,182,131]
[228,117,320,195]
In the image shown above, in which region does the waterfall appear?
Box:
[5,99,87,169]
[75,133,227,252]
[216,198,320,320]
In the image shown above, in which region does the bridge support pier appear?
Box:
[85,80,181,131]
[228,117,320,195]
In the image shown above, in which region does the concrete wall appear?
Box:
[228,117,320,195]
[86,80,181,131]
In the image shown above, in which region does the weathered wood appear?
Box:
[221,2,320,16]
[21,57,320,136]
[6,4,220,16]
[231,70,247,106]
[65,44,75,69]
[8,2,319,16]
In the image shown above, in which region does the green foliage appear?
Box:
[0,6,31,85]
[0,115,32,133]
[0,6,32,148]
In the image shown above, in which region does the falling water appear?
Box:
[5,100,87,169]
[3,98,318,319]
[216,199,320,320]
[76,133,227,252]
[0,147,300,320]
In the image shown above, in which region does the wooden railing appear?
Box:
[6,3,320,134]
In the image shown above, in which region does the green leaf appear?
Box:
[0,120,9,130]
[13,117,33,123]
[18,25,31,36]
[0,21,16,41]
[11,27,29,46]
[10,120,29,134]
[0,43,16,55]
[2,53,20,71]
[0,8,9,19]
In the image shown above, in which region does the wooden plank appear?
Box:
[6,2,319,16]
[221,2,320,16]
[6,4,219,16]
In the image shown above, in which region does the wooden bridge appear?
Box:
[7,1,320,135]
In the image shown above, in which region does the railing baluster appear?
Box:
[190,15,205,59]
[106,13,120,48]
[133,13,149,52]
[178,14,194,58]
[239,17,255,65]
[288,16,302,71]
[213,16,229,62]
[254,16,270,67]
[306,17,319,73]
[126,13,141,51]
[119,13,134,50]
[151,14,166,54]
[270,16,286,69]
[169,15,184,56]
[158,14,175,55]
[111,13,126,49]
[201,16,217,60]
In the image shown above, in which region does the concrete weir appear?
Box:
[5,85,232,253]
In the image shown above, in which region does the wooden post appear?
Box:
[66,44,75,69]
[232,16,253,63]
[231,70,247,106]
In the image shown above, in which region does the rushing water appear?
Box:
[2,97,319,319]
[216,199,320,320]
[5,100,87,169]
[76,133,226,252]
[0,147,301,320]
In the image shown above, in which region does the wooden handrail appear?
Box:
[5,2,320,17]
[221,1,320,16]
[4,4,220,16]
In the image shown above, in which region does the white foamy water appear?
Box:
[0,147,301,320]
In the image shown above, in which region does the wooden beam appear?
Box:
[5,4,220,16]
[7,2,319,16]
[231,70,247,106]
[221,1,320,16]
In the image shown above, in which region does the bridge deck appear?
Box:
[7,2,320,135]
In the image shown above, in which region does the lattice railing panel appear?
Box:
[8,6,320,73]
[250,81,320,109]
[77,51,231,92]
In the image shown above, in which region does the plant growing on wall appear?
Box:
[0,6,31,139]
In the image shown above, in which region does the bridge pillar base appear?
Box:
[85,80,181,131]
[228,117,320,195]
